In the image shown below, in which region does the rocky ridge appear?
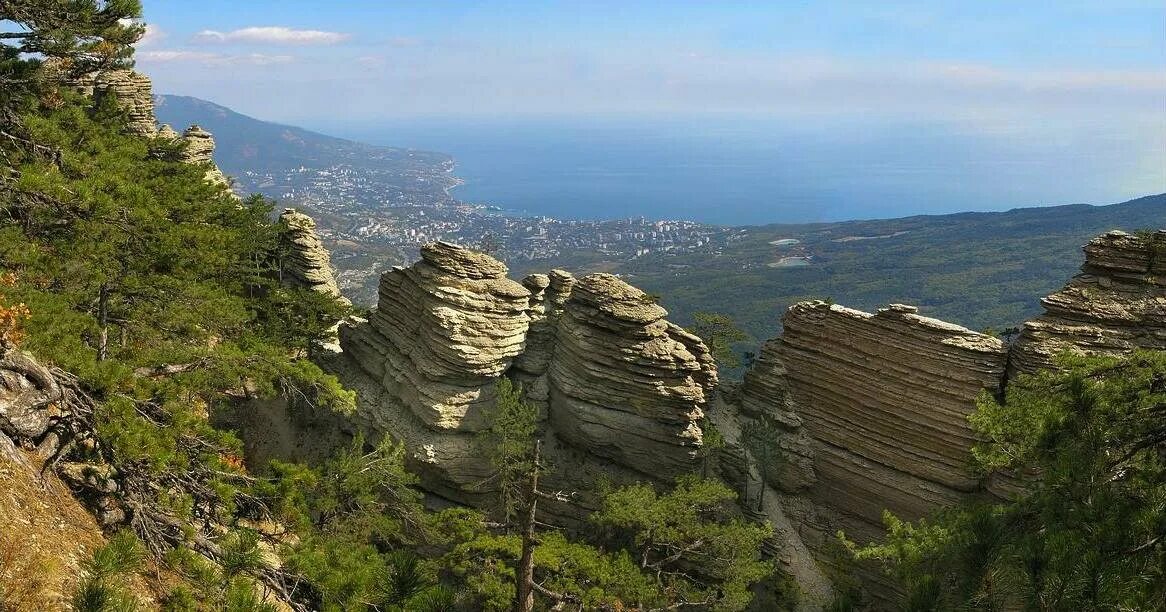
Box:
[332,242,716,510]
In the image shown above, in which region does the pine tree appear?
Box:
[852,351,1166,610]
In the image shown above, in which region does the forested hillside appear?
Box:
[617,194,1166,353]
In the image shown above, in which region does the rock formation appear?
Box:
[178,125,230,188]
[278,209,348,302]
[736,337,815,492]
[320,229,1163,605]
[332,242,715,509]
[88,70,232,191]
[1011,229,1166,374]
[93,69,158,137]
[342,241,531,432]
[732,302,1009,601]
[548,273,716,480]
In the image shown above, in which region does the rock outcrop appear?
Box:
[93,69,158,137]
[733,301,1009,601]
[88,70,232,191]
[548,273,717,480]
[333,243,715,508]
[342,242,531,432]
[1011,230,1166,374]
[178,125,230,188]
[278,209,348,302]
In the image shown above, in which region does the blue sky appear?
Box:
[137,1,1165,119]
[134,1,1165,205]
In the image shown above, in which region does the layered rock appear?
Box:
[88,70,231,191]
[548,273,717,480]
[175,125,230,188]
[93,69,158,137]
[278,209,348,302]
[341,242,532,432]
[1011,229,1166,374]
[736,337,815,492]
[730,301,1009,601]
[778,302,1007,524]
[333,244,717,507]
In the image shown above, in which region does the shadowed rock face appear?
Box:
[1011,230,1166,374]
[334,244,716,504]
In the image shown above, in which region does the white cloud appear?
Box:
[136,24,166,48]
[138,50,295,66]
[192,26,351,46]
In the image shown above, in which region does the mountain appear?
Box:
[153,94,458,200]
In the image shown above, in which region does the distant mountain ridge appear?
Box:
[154,94,458,201]
[154,94,452,173]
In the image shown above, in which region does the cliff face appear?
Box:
[744,302,1008,597]
[332,242,714,507]
[729,229,1164,603]
[1011,229,1166,374]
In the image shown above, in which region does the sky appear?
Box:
[132,1,1166,210]
[136,1,1165,120]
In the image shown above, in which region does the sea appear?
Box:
[308,115,1159,226]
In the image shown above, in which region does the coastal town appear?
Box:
[240,161,746,303]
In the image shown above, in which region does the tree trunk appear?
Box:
[515,440,541,612]
[97,282,109,361]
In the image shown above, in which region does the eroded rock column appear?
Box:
[547,273,717,480]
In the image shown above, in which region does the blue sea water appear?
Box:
[307,115,1158,226]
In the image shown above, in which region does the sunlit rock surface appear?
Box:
[1011,230,1166,374]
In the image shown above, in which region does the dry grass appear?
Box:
[0,446,107,611]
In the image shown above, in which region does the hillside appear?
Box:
[154,94,459,201]
[611,194,1166,352]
